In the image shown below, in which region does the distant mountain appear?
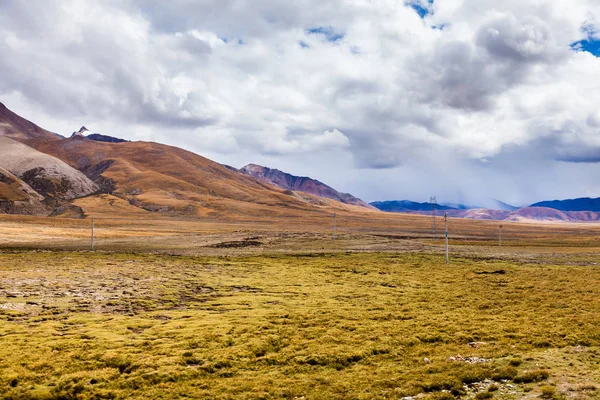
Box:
[440,202,478,210]
[70,126,128,143]
[491,199,519,211]
[371,198,600,222]
[378,204,600,222]
[241,164,374,209]
[371,200,457,212]
[87,133,129,143]
[531,197,600,212]
[71,126,89,138]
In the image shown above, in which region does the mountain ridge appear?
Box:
[531,197,600,212]
[241,163,374,209]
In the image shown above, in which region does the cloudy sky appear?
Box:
[1,0,599,206]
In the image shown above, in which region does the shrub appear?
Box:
[513,370,549,384]
[492,366,518,381]
[509,358,522,367]
[540,385,556,399]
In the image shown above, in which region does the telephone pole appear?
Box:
[445,212,449,264]
[499,225,503,247]
[430,196,437,237]
[91,216,95,251]
[333,212,337,240]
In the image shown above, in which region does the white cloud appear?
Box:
[1,0,600,204]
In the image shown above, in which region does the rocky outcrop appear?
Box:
[0,167,48,215]
[71,126,89,138]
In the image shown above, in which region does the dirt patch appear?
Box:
[475,270,507,275]
[212,239,262,248]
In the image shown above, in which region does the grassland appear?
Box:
[1,244,600,399]
[0,213,599,399]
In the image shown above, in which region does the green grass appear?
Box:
[1,251,600,399]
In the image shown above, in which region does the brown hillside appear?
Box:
[29,136,372,218]
[0,102,376,219]
[0,102,62,143]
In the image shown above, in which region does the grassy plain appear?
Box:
[0,214,600,399]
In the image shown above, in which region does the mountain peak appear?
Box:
[241,163,266,174]
[70,126,89,138]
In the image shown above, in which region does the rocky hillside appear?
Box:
[241,164,373,209]
[0,167,47,215]
[0,137,99,201]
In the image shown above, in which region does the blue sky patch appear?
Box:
[571,38,600,57]
[306,26,345,42]
[406,0,434,18]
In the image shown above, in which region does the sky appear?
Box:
[1,0,600,207]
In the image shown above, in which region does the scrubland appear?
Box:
[0,215,599,399]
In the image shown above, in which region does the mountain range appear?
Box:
[0,100,599,223]
[241,164,374,209]
[369,199,600,222]
[0,102,373,219]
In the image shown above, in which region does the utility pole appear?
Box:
[430,196,437,237]
[91,216,95,251]
[333,213,337,240]
[445,212,449,264]
[499,225,503,247]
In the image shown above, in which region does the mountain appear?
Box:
[241,164,374,209]
[440,202,478,210]
[0,102,62,143]
[491,199,519,211]
[531,197,600,212]
[371,197,600,222]
[71,126,89,138]
[71,126,129,143]
[446,208,511,220]
[0,136,99,201]
[0,102,375,219]
[377,203,600,223]
[0,167,47,215]
[87,133,129,143]
[24,136,368,218]
[370,200,456,212]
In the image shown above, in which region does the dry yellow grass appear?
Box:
[0,213,599,399]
